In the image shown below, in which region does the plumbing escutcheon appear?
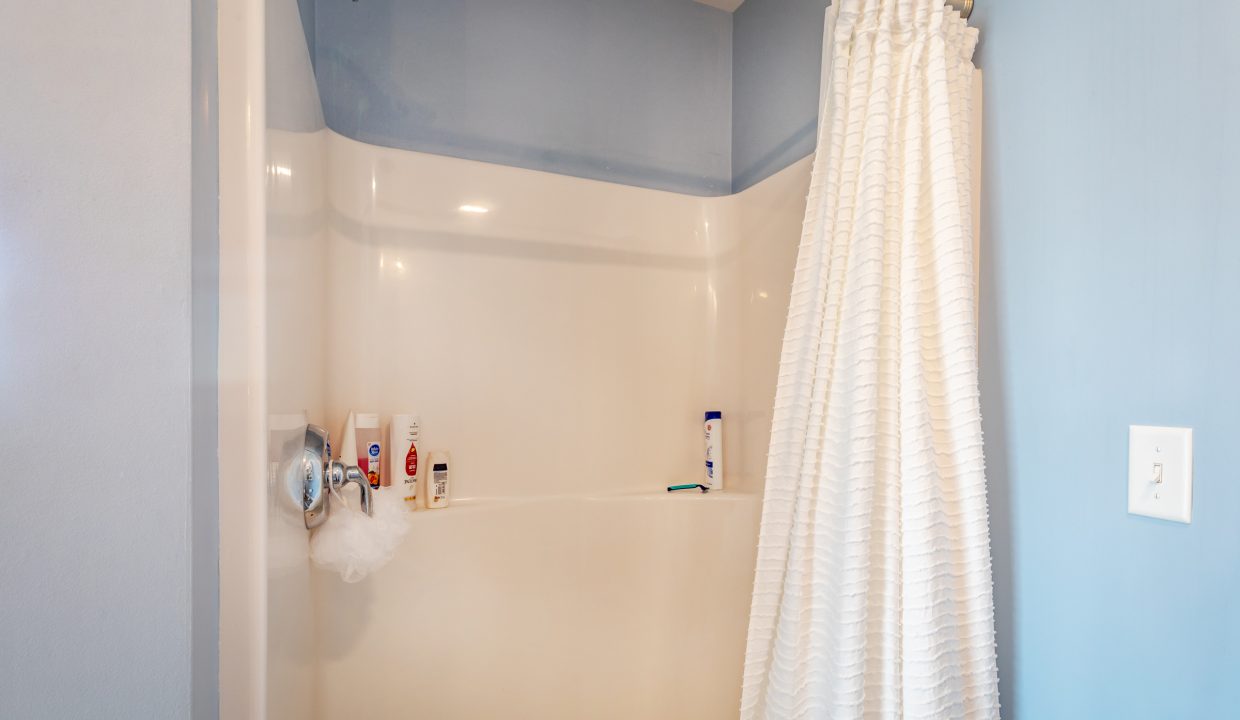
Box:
[302,425,330,529]
[301,424,373,529]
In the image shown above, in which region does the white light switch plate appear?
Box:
[1128,425,1193,523]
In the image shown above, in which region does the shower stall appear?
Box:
[219,1,979,717]
[292,134,808,719]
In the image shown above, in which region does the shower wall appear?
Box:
[312,131,811,720]
[265,0,328,718]
[732,156,814,490]
[318,494,762,719]
[319,128,812,499]
[267,113,810,720]
[324,132,740,497]
[264,2,813,717]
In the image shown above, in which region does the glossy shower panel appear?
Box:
[310,136,813,719]
[265,1,328,718]
[322,133,740,499]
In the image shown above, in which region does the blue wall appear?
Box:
[731,0,828,192]
[302,0,827,195]
[973,1,1240,717]
[297,0,314,71]
[309,0,733,195]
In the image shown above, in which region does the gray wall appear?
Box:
[310,0,734,195]
[0,1,197,717]
[191,0,220,716]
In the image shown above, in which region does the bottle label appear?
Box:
[366,442,381,489]
[432,463,448,500]
[705,421,718,483]
[405,443,418,483]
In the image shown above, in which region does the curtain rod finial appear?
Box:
[947,0,974,19]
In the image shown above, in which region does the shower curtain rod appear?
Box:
[340,0,974,17]
[947,0,974,18]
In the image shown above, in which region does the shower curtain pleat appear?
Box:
[739,1,999,718]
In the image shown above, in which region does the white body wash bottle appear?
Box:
[427,451,450,508]
[390,414,421,510]
[704,411,723,490]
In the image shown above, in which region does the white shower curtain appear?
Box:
[740,1,998,718]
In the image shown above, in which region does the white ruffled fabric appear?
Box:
[740,1,998,718]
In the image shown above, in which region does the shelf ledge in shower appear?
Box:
[410,490,760,513]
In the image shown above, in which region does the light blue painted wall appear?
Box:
[731,0,827,192]
[972,0,1240,717]
[311,0,733,195]
[304,0,826,195]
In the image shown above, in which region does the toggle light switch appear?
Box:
[1128,426,1192,523]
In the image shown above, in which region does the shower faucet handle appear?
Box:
[329,459,373,517]
[301,424,373,530]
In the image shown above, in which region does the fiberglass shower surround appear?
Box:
[258,0,995,718]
